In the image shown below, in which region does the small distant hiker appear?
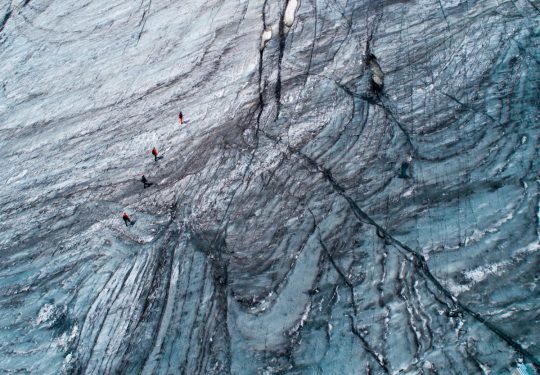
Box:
[152,147,158,161]
[122,212,132,226]
[141,174,153,188]
[178,111,183,125]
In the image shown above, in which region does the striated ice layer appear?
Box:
[0,0,539,374]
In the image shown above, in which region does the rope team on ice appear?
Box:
[122,111,185,226]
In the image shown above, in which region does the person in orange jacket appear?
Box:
[152,147,158,161]
[178,111,183,125]
[122,212,132,226]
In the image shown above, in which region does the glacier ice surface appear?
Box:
[0,0,539,373]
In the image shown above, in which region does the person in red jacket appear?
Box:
[122,212,131,226]
[178,111,183,125]
[152,147,158,161]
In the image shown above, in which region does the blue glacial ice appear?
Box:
[0,0,539,373]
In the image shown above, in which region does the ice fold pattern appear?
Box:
[0,0,539,374]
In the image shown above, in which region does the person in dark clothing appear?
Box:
[141,174,153,188]
[152,147,158,161]
[178,111,183,125]
[122,212,131,226]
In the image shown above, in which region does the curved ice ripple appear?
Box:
[0,0,539,374]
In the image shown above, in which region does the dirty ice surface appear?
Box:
[0,0,539,374]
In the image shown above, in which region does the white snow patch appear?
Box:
[291,302,312,333]
[447,282,471,295]
[464,260,508,284]
[478,361,491,374]
[6,169,28,184]
[403,187,414,198]
[455,318,464,337]
[36,303,67,328]
[463,209,514,246]
[61,353,77,375]
[36,303,56,325]
[284,0,298,29]
[448,242,539,294]
[260,27,272,50]
[57,324,79,350]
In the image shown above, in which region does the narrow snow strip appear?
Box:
[260,27,272,50]
[283,0,298,28]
